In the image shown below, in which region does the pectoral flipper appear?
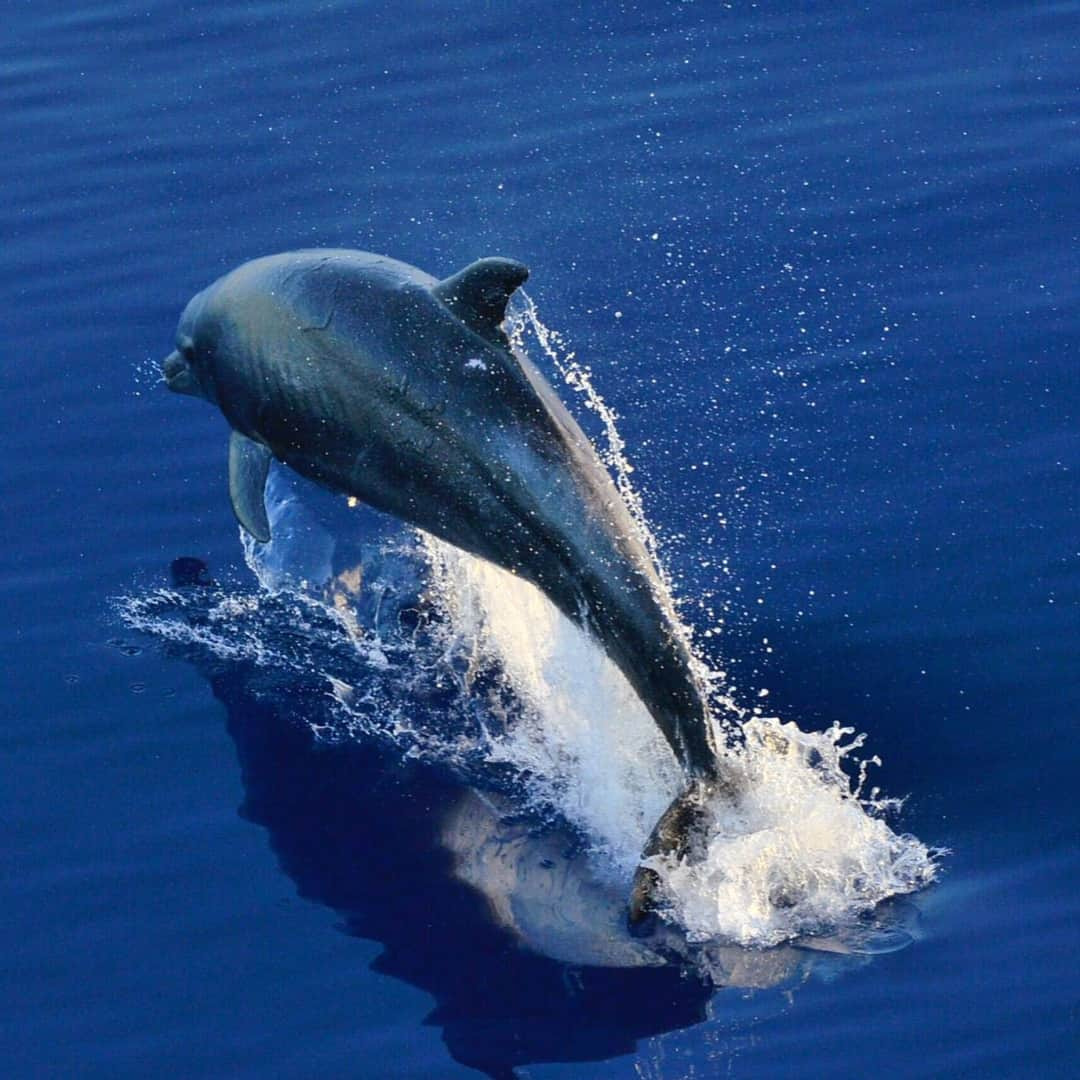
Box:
[228,430,272,542]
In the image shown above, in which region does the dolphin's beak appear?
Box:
[162,350,199,396]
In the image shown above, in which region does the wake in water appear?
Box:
[120,301,939,956]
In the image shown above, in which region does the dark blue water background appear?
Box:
[3,2,1077,1076]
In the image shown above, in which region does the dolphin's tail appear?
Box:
[627,776,718,929]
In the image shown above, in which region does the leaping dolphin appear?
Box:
[161,249,736,922]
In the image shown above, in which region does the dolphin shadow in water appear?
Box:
[159,560,716,1079]
[229,698,713,1078]
[130,541,916,1076]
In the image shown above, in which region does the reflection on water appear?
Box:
[116,461,925,1074]
[138,558,839,1077]
[152,560,711,1077]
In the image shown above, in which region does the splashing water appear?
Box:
[121,302,940,950]
[422,534,685,875]
[659,719,938,946]
[505,294,658,567]
[421,533,938,945]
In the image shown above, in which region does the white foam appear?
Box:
[423,537,684,874]
[659,718,937,945]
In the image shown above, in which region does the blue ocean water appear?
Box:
[2,1,1077,1077]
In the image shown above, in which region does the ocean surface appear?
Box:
[2,2,1077,1077]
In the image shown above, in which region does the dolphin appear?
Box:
[161,249,736,922]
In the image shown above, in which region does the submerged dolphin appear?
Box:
[161,249,735,920]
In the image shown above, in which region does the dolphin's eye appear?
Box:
[177,336,195,360]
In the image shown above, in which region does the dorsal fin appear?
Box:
[432,257,529,344]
